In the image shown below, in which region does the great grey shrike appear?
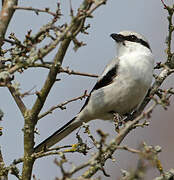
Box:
[34,30,154,152]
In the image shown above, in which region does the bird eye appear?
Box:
[130,35,136,40]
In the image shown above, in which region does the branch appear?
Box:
[68,162,90,177]
[161,1,174,64]
[134,1,174,117]
[153,169,174,180]
[13,6,59,17]
[116,145,141,154]
[78,0,107,20]
[0,148,22,179]
[4,38,27,49]
[119,143,163,180]
[7,62,98,78]
[7,83,27,116]
[59,67,98,78]
[38,91,88,120]
[21,0,107,179]
[81,2,174,178]
[0,147,7,179]
[30,0,102,121]
[82,102,158,178]
[0,0,18,47]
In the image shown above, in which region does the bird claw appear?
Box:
[113,113,124,133]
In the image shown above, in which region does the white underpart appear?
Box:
[34,31,154,152]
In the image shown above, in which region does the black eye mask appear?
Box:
[110,33,151,50]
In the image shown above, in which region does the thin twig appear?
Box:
[59,67,98,78]
[7,83,27,116]
[117,146,141,154]
[82,101,158,178]
[79,0,107,20]
[13,6,57,17]
[38,91,88,120]
[160,0,168,9]
[4,38,27,49]
[0,0,18,47]
[69,162,90,176]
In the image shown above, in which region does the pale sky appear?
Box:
[1,0,174,179]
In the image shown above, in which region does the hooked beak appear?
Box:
[110,33,124,43]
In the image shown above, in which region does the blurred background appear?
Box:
[0,0,174,179]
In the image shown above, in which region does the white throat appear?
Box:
[116,41,151,57]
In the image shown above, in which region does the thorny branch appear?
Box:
[0,0,108,179]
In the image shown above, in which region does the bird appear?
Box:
[34,30,154,152]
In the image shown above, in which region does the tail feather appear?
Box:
[34,117,82,152]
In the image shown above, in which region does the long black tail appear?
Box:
[34,117,82,152]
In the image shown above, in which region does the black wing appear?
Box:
[34,62,119,152]
[79,64,118,112]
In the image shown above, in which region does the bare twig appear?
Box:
[12,158,23,165]
[7,83,27,116]
[163,4,174,64]
[3,38,27,49]
[43,145,72,152]
[21,1,107,178]
[20,86,36,98]
[33,151,64,159]
[59,67,98,78]
[38,91,88,120]
[82,102,158,178]
[0,0,18,47]
[161,0,168,9]
[7,61,99,79]
[1,0,173,179]
[13,6,58,17]
[68,162,90,177]
[117,146,141,154]
[153,169,174,180]
[0,148,22,179]
[0,148,7,179]
[78,0,107,20]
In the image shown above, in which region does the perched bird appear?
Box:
[34,31,154,152]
